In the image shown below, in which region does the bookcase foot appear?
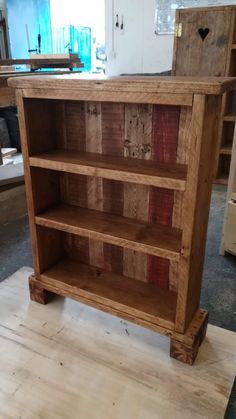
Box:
[29,275,55,305]
[170,339,200,365]
[170,309,208,365]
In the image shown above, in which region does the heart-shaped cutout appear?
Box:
[198,28,210,41]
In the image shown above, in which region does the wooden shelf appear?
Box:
[220,146,232,155]
[223,114,236,122]
[215,176,228,185]
[29,150,187,191]
[35,204,182,261]
[232,44,236,50]
[38,258,177,330]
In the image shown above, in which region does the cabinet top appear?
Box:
[8,74,236,95]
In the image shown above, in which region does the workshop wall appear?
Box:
[105,0,236,76]
[105,0,173,75]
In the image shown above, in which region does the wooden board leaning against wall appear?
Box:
[172,5,236,185]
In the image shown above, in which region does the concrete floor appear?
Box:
[0,185,235,332]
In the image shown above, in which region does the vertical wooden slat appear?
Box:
[64,101,86,151]
[61,101,90,266]
[23,99,55,155]
[102,102,125,274]
[175,96,206,332]
[102,102,125,156]
[170,106,192,291]
[85,102,104,268]
[62,173,90,265]
[151,105,180,162]
[175,95,222,333]
[123,104,152,282]
[16,92,46,274]
[64,233,90,265]
[147,105,180,288]
[52,100,67,149]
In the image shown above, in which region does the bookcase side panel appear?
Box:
[186,95,222,327]
[175,94,222,333]
[15,91,43,274]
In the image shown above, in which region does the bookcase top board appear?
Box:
[8,74,236,96]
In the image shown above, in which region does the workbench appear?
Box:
[0,53,84,71]
[0,70,83,107]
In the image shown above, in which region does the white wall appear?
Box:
[105,0,174,75]
[105,0,236,76]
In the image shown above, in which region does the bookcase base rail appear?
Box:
[29,274,208,365]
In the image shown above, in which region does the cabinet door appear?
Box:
[172,8,233,76]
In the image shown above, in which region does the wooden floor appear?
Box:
[0,268,235,419]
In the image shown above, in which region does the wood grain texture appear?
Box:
[170,310,208,365]
[102,102,125,274]
[16,88,194,106]
[175,95,222,333]
[24,98,56,155]
[29,275,55,304]
[147,105,180,289]
[85,101,104,268]
[64,101,86,151]
[172,8,232,77]
[15,92,45,274]
[35,204,182,261]
[170,106,192,291]
[29,150,187,190]
[0,268,233,419]
[30,265,209,349]
[35,259,177,330]
[8,74,236,95]
[123,104,152,282]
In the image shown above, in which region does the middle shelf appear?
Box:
[29,150,187,191]
[35,204,182,261]
[220,146,232,155]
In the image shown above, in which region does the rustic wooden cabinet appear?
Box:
[172,5,236,184]
[9,75,236,364]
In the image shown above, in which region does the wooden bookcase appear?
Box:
[9,75,236,364]
[172,5,236,184]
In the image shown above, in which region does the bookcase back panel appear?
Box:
[63,232,171,288]
[24,99,191,160]
[26,99,191,290]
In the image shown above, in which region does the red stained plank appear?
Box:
[147,257,170,289]
[147,105,180,289]
[152,105,180,163]
[149,187,174,227]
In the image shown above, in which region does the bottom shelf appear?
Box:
[37,259,177,331]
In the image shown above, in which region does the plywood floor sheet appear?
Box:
[0,268,235,419]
